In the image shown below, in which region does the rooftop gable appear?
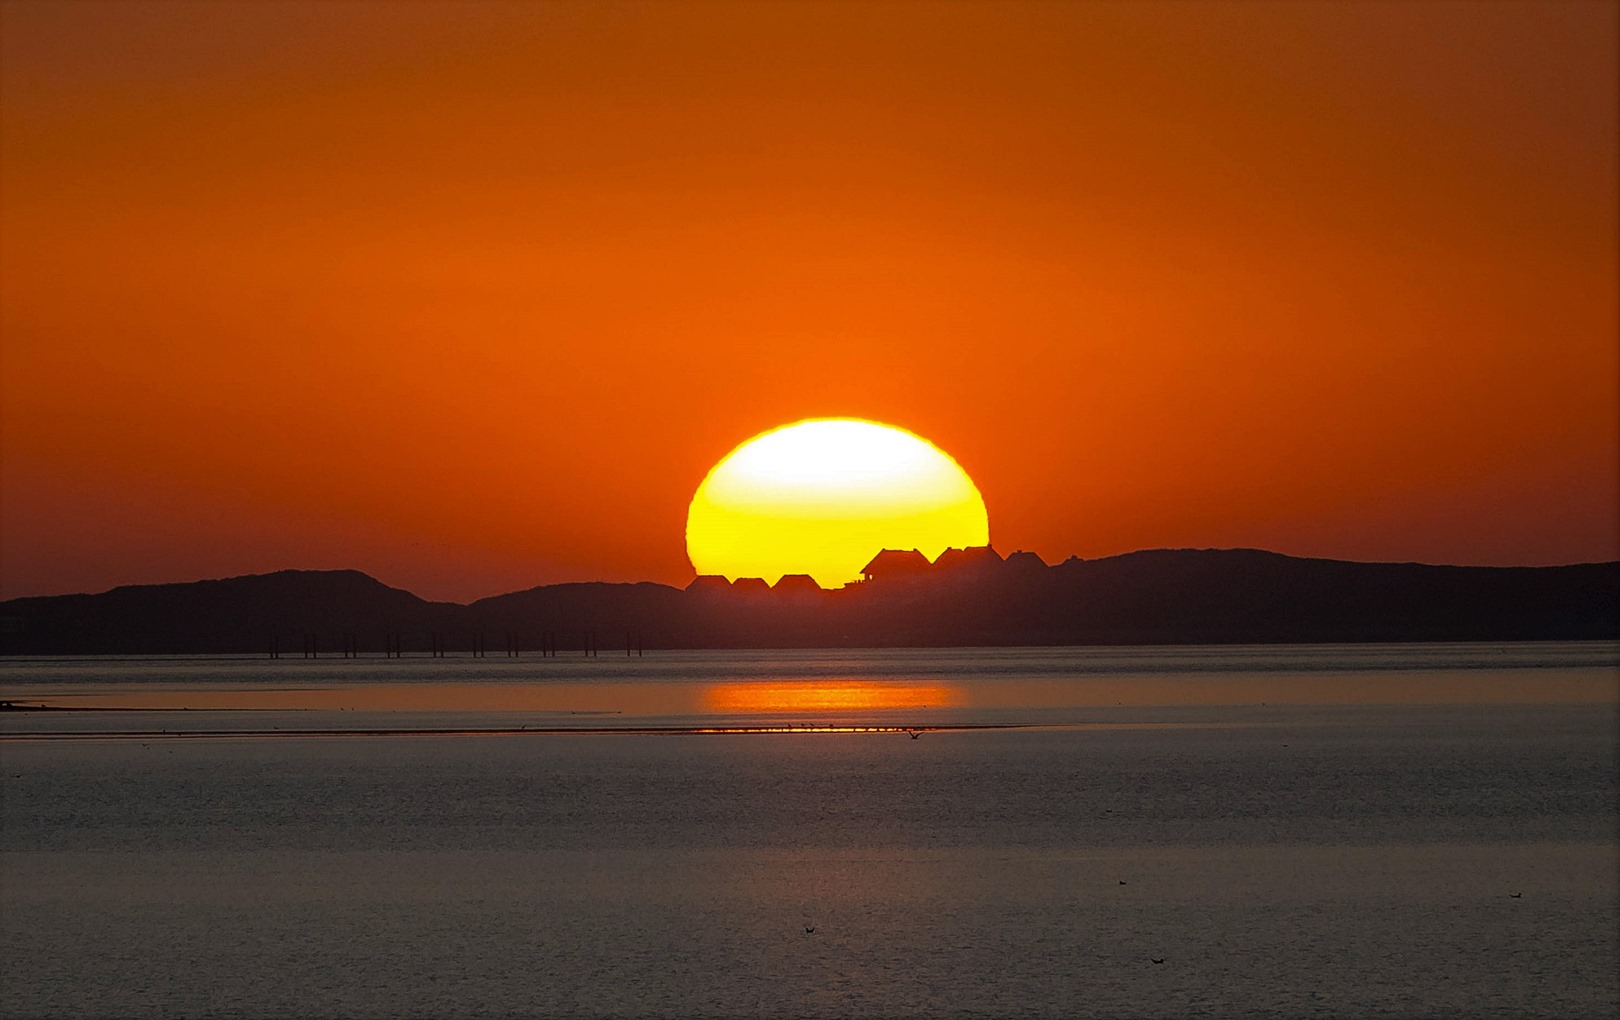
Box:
[772,573,823,592]
[860,549,932,577]
[933,545,1004,569]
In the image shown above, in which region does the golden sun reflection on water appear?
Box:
[702,681,961,714]
[5,666,1610,721]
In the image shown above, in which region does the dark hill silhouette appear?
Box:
[470,581,686,650]
[0,569,463,655]
[1,550,1615,654]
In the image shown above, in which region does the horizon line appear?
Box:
[5,544,1618,607]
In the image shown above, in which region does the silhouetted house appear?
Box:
[686,575,733,595]
[860,549,932,584]
[932,545,1004,577]
[730,577,771,598]
[1004,550,1049,574]
[771,573,824,603]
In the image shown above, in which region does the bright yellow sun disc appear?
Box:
[685,418,989,587]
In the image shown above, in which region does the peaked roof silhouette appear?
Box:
[934,545,1003,571]
[861,549,932,579]
[772,573,823,592]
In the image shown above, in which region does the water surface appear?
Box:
[3,644,1616,1017]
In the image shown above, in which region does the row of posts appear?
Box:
[269,631,644,659]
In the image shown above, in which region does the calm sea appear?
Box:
[3,644,1616,1018]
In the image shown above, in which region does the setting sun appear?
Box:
[685,419,989,587]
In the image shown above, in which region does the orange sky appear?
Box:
[2,1,1616,602]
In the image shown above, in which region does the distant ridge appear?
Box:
[1,550,1615,654]
[0,569,461,656]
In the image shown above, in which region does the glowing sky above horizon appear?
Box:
[1,1,1615,602]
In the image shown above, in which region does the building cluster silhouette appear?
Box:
[689,545,1050,596]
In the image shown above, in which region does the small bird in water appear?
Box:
[908,729,920,740]
[1151,958,1165,965]
[804,926,815,934]
[1509,892,1522,898]
[1118,880,1127,886]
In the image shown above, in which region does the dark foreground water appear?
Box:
[2,644,1616,1018]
